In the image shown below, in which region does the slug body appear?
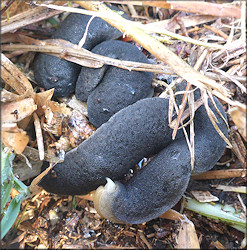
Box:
[33,6,126,97]
[40,96,228,224]
[33,8,154,127]
[76,40,154,127]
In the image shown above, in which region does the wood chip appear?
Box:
[191,190,219,203]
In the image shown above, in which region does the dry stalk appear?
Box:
[2,43,170,74]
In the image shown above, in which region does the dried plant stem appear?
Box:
[192,169,246,180]
[1,43,170,74]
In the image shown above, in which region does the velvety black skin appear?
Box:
[39,97,227,200]
[76,40,154,127]
[33,7,125,97]
[39,98,182,195]
[110,96,228,224]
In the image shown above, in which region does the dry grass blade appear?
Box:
[229,128,246,168]
[215,185,246,194]
[172,82,192,140]
[207,91,229,130]
[214,68,246,94]
[169,98,204,129]
[145,15,217,33]
[188,92,195,171]
[201,89,231,147]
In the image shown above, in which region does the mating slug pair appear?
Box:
[34,6,228,224]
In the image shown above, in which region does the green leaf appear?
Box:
[1,180,14,213]
[184,196,246,233]
[0,196,22,240]
[13,176,28,194]
[1,149,15,185]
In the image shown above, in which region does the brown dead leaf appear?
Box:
[1,98,37,123]
[2,123,29,154]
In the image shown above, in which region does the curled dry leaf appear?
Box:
[1,98,37,123]
[67,110,95,148]
[1,123,29,154]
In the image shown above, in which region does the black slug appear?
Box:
[33,8,154,127]
[33,6,125,97]
[39,95,228,224]
[76,40,154,127]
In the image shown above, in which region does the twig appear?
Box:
[1,0,15,15]
[191,169,246,180]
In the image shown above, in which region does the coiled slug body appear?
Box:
[33,8,154,127]
[40,96,228,224]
